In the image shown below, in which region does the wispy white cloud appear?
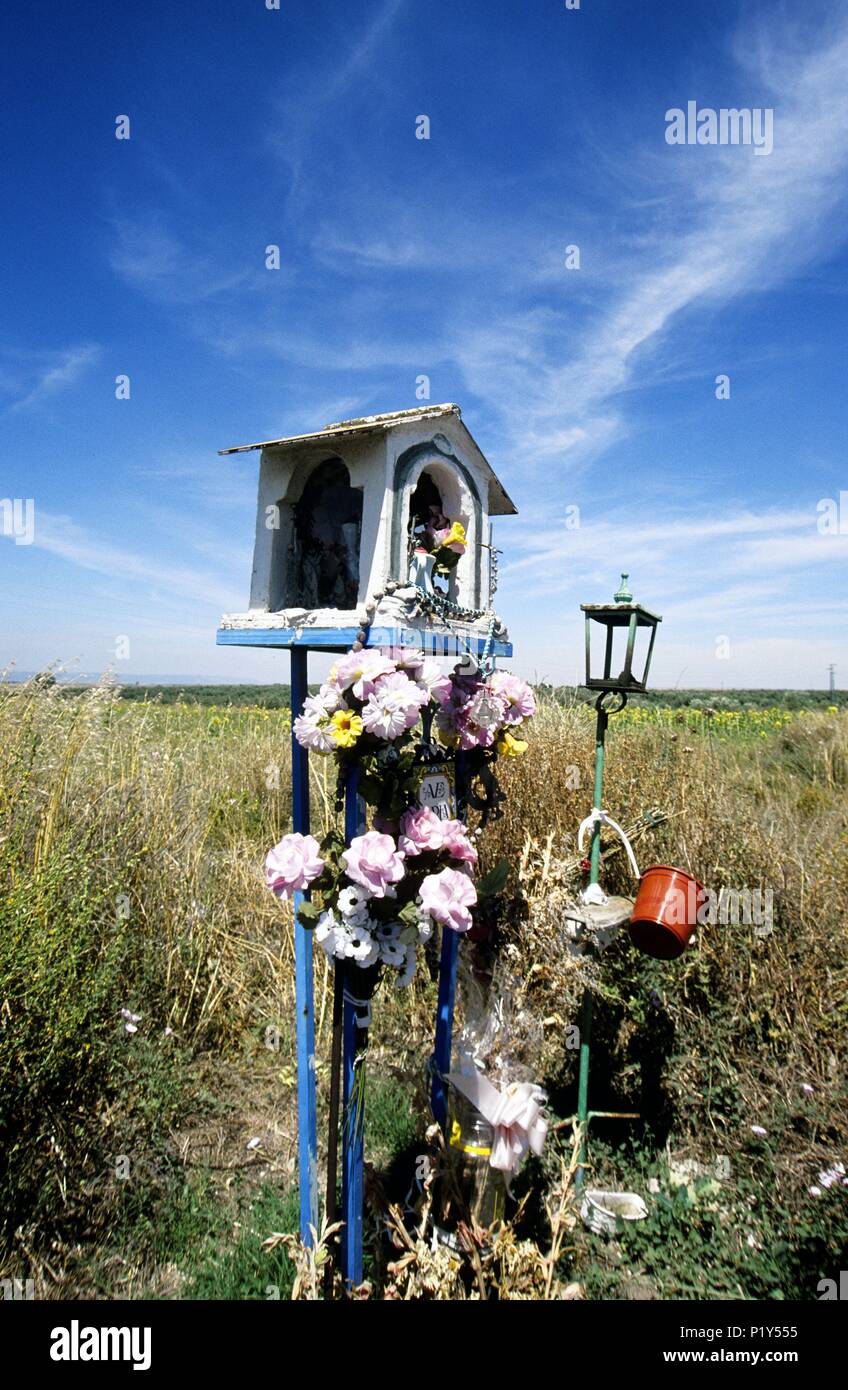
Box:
[454,15,848,465]
[495,495,846,688]
[313,231,448,272]
[501,504,848,600]
[506,507,815,570]
[269,0,406,193]
[7,509,241,612]
[8,343,102,412]
[108,215,253,305]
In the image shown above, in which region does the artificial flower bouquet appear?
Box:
[414,507,467,578]
[265,645,536,988]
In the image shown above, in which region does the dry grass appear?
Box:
[1,679,846,1295]
[482,694,848,1241]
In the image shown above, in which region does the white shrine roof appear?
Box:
[219,403,517,515]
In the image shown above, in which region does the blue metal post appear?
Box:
[430,749,465,1126]
[291,647,318,1243]
[431,930,459,1126]
[341,765,366,1288]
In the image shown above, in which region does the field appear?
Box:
[39,677,848,711]
[1,679,846,1299]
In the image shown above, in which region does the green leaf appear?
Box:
[476,858,510,896]
[296,900,320,926]
[398,900,420,927]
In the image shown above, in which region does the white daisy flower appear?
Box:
[317,681,345,714]
[379,939,406,967]
[294,705,336,753]
[346,925,380,967]
[314,910,339,944]
[337,885,371,923]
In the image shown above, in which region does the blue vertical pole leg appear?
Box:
[431,929,459,1126]
[341,766,366,1288]
[291,647,318,1244]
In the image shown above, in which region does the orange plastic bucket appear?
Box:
[629,865,706,960]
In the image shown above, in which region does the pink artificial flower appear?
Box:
[488,672,536,724]
[399,808,478,867]
[376,669,430,706]
[416,657,453,706]
[362,671,427,740]
[440,818,478,866]
[333,649,396,700]
[419,867,477,933]
[342,831,405,898]
[317,680,345,714]
[456,687,509,749]
[362,693,410,740]
[265,833,325,899]
[380,646,425,673]
[294,693,337,752]
[399,806,447,855]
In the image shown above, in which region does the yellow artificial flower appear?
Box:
[498,730,528,757]
[331,710,363,747]
[444,521,466,547]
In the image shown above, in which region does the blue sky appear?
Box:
[1,0,846,687]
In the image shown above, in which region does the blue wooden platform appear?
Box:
[216,624,512,657]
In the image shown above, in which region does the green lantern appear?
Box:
[580,574,662,695]
[574,574,663,1192]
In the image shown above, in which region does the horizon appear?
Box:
[2,669,843,695]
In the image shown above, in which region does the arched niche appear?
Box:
[408,469,446,540]
[276,456,363,610]
[391,442,483,609]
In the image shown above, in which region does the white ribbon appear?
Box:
[446,1071,548,1176]
[343,990,372,1029]
[577,807,641,880]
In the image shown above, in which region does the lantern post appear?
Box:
[576,575,661,1186]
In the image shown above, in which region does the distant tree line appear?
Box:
[539,686,846,711]
[115,684,294,708]
[34,682,846,712]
